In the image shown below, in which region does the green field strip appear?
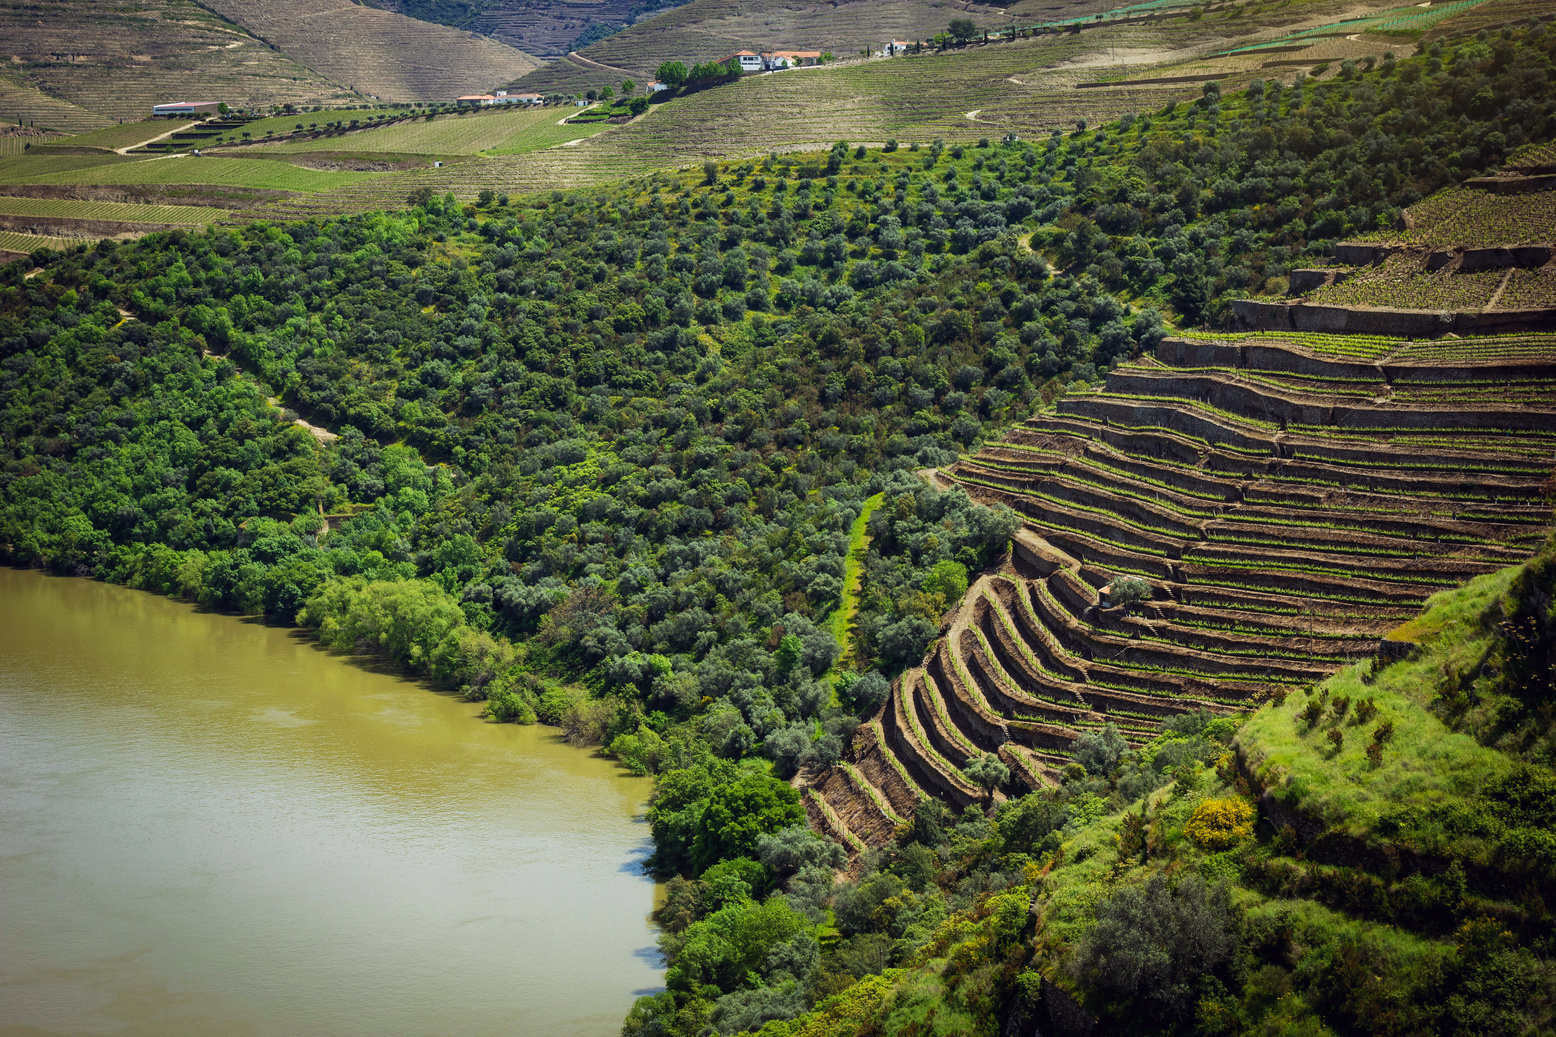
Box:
[824,491,884,675]
[2,155,377,192]
[0,196,223,224]
[239,108,601,158]
[40,120,196,152]
[0,229,95,254]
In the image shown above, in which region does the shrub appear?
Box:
[1073,722,1127,776]
[964,751,1010,797]
[1184,797,1255,850]
[1072,874,1238,1023]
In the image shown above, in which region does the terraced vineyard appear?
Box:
[802,330,1556,850]
[0,72,111,136]
[0,228,94,257]
[0,0,353,123]
[1365,185,1556,249]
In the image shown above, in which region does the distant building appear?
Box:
[646,80,670,93]
[884,40,914,57]
[152,101,222,117]
[762,50,821,69]
[458,91,541,107]
[720,50,765,73]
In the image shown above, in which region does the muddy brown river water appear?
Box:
[0,567,661,1037]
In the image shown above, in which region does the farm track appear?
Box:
[801,329,1556,852]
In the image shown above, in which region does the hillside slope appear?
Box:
[376,0,692,58]
[508,0,1117,91]
[201,0,542,102]
[0,0,355,126]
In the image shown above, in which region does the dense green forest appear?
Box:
[2,24,1555,1037]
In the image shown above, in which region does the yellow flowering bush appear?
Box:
[1184,797,1256,850]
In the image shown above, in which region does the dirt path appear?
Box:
[965,109,983,122]
[557,102,597,126]
[266,396,339,443]
[567,51,639,77]
[114,121,195,155]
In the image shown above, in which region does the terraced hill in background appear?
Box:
[201,0,541,102]
[512,0,1083,92]
[507,0,1429,98]
[802,329,1556,851]
[0,0,355,126]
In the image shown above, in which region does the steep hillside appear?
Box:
[376,0,692,58]
[201,0,542,102]
[508,0,1396,95]
[0,0,355,126]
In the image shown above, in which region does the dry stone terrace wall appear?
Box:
[799,330,1555,853]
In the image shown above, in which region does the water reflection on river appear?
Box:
[0,567,661,1037]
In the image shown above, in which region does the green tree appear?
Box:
[949,18,978,41]
[657,60,688,89]
[964,751,1009,800]
[665,896,810,994]
[690,770,805,873]
[922,559,969,602]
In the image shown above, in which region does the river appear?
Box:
[0,567,661,1037]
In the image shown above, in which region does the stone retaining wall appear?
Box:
[1231,298,1556,336]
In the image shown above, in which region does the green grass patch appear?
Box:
[39,119,193,152]
[1237,563,1522,831]
[3,155,375,192]
[825,491,884,671]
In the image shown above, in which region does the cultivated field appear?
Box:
[33,120,196,153]
[802,328,1556,843]
[199,110,403,147]
[243,105,600,157]
[200,0,541,103]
